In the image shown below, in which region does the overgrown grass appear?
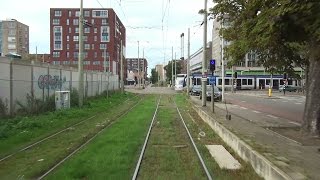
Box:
[175,94,262,179]
[0,92,141,179]
[46,95,157,179]
[0,91,134,158]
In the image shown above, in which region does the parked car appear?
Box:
[190,85,201,96]
[199,85,222,101]
[279,85,301,92]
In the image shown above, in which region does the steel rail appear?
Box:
[175,101,213,180]
[132,96,161,180]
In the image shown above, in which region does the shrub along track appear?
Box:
[132,94,212,180]
[0,94,143,179]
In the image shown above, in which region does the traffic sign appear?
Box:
[209,77,215,85]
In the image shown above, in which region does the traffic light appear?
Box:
[234,72,238,78]
[210,59,216,72]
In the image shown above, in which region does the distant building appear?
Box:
[0,19,29,57]
[50,8,126,75]
[155,64,165,81]
[125,58,148,84]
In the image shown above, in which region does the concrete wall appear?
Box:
[0,58,119,114]
[193,105,292,180]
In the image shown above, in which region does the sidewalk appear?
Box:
[228,90,306,99]
[190,97,319,180]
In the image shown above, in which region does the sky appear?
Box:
[0,0,215,75]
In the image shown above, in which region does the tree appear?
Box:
[164,60,183,83]
[150,68,158,84]
[210,0,320,136]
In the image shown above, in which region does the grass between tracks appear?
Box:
[138,95,208,179]
[175,94,262,179]
[0,94,138,179]
[46,95,158,179]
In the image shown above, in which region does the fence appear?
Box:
[0,57,119,114]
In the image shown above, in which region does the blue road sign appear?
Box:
[209,77,215,85]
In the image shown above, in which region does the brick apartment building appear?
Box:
[125,58,148,84]
[0,19,29,57]
[50,8,126,75]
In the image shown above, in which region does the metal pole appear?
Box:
[120,40,124,93]
[78,0,84,107]
[104,48,107,73]
[143,48,145,87]
[138,41,140,88]
[231,65,234,93]
[171,46,174,88]
[175,52,177,84]
[187,28,190,96]
[201,0,208,106]
[221,19,225,102]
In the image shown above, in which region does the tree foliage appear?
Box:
[164,60,182,83]
[209,0,320,136]
[150,68,158,84]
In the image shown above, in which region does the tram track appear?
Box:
[37,96,144,179]
[132,95,213,180]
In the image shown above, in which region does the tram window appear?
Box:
[248,79,253,85]
[242,79,247,85]
[266,79,270,85]
[207,79,209,85]
[288,79,293,85]
[225,79,230,85]
[196,78,201,85]
[218,79,222,85]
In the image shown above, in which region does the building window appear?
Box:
[92,44,95,49]
[85,44,90,50]
[93,61,100,65]
[94,52,97,58]
[73,19,79,25]
[91,19,95,25]
[84,36,88,41]
[73,36,79,41]
[84,10,90,17]
[94,36,97,41]
[75,11,80,17]
[68,10,72,17]
[53,26,62,50]
[92,10,108,18]
[53,51,60,57]
[67,44,69,50]
[102,19,107,25]
[74,52,79,58]
[94,28,97,33]
[63,61,70,65]
[101,26,110,42]
[69,27,71,33]
[53,19,60,25]
[54,10,62,17]
[84,52,88,58]
[75,43,79,49]
[84,27,90,33]
[66,19,69,25]
[75,27,79,33]
[73,61,78,64]
[100,44,107,49]
[67,52,70,58]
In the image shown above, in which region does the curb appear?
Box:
[193,105,293,180]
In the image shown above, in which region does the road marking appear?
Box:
[289,121,301,126]
[241,101,246,103]
[294,102,302,105]
[240,107,248,110]
[252,110,261,113]
[267,114,278,119]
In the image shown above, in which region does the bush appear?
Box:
[16,91,55,115]
[0,98,8,118]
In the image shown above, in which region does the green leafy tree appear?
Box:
[150,68,158,84]
[164,60,182,84]
[210,0,320,136]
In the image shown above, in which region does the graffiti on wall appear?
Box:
[38,75,66,90]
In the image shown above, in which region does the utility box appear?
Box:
[55,91,70,110]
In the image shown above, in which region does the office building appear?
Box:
[126,58,148,84]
